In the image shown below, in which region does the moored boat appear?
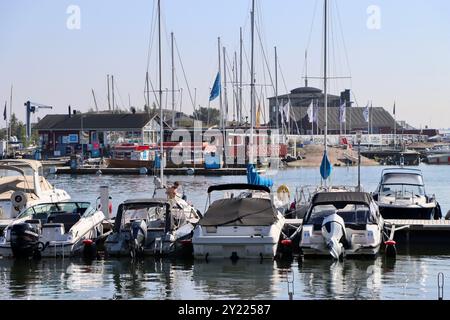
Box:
[192,184,286,260]
[372,168,441,219]
[0,201,108,258]
[299,191,384,259]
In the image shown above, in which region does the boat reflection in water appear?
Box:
[298,257,389,299]
[192,260,285,300]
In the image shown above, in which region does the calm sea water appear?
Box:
[1,164,450,300]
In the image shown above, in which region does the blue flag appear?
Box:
[209,72,221,101]
[320,150,332,180]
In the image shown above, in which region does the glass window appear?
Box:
[308,203,371,225]
[121,204,165,227]
[381,184,425,197]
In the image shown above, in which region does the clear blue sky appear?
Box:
[1,0,450,129]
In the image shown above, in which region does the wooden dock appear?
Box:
[382,219,450,244]
[51,166,248,176]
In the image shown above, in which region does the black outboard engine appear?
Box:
[10,223,40,259]
[129,220,147,258]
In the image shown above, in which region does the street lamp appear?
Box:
[80,115,86,165]
[356,130,362,191]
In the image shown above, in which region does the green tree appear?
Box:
[193,107,220,126]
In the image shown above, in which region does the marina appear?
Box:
[0,165,448,299]
[2,0,450,303]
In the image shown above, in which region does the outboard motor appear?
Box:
[10,223,40,259]
[129,220,147,258]
[321,212,347,260]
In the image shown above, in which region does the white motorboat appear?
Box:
[0,201,107,258]
[192,184,286,260]
[372,168,441,219]
[299,191,384,259]
[426,153,450,165]
[0,159,70,219]
[104,196,201,258]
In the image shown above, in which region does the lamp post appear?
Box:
[80,115,86,165]
[356,130,362,191]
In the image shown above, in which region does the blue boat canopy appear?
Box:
[246,164,273,188]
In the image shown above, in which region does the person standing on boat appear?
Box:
[166,181,180,199]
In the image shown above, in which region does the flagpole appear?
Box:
[249,0,255,164]
[394,101,397,149]
[323,0,328,187]
[8,85,12,157]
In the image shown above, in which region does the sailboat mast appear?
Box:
[275,46,279,133]
[158,0,164,184]
[249,0,255,164]
[223,46,228,128]
[323,0,328,154]
[217,37,223,133]
[171,31,175,129]
[239,27,243,125]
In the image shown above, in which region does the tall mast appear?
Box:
[217,37,223,133]
[323,0,328,186]
[239,27,243,125]
[275,46,279,132]
[223,46,228,128]
[111,75,115,112]
[323,0,328,154]
[146,71,150,112]
[107,75,111,111]
[233,51,238,123]
[249,0,255,164]
[171,31,175,129]
[158,0,164,184]
[7,85,12,156]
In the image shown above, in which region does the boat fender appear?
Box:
[11,191,28,210]
[277,185,290,203]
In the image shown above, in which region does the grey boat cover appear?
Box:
[200,198,278,227]
[311,192,373,207]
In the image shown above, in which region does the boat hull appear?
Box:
[192,221,285,260]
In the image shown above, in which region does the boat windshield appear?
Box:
[17,202,94,222]
[121,203,165,227]
[381,173,423,186]
[380,184,425,197]
[307,203,375,225]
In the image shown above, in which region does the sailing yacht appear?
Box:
[106,0,202,258]
[293,0,384,259]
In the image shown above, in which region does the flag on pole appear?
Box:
[320,150,332,180]
[256,104,261,128]
[339,100,346,123]
[363,104,370,122]
[283,102,290,123]
[313,99,319,124]
[209,72,221,101]
[307,100,314,123]
[279,102,285,122]
[3,102,6,121]
[393,102,396,115]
